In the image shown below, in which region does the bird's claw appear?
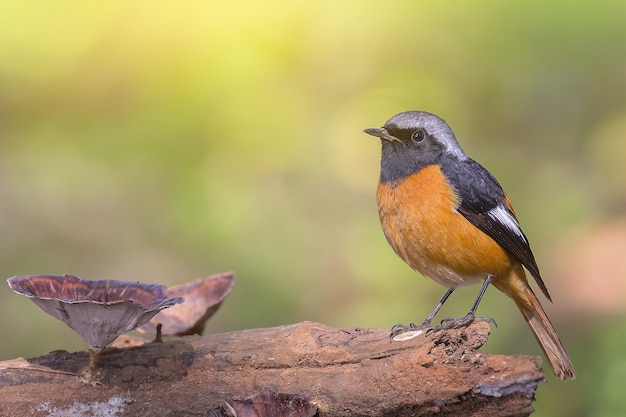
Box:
[438,315,497,330]
[389,321,433,342]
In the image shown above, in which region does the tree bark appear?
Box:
[0,321,544,417]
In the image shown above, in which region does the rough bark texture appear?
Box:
[0,321,544,417]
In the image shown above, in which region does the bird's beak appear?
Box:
[363,127,401,143]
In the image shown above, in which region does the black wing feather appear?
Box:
[440,157,552,301]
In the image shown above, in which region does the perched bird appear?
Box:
[364,110,575,380]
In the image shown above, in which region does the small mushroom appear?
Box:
[138,272,234,336]
[224,391,318,417]
[7,274,183,380]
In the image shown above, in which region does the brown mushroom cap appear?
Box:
[7,274,183,350]
[138,272,235,336]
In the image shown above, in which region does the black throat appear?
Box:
[379,139,446,184]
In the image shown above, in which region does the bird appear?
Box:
[364,110,575,380]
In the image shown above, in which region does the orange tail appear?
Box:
[495,271,575,380]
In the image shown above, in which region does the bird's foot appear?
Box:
[389,320,432,342]
[435,314,497,331]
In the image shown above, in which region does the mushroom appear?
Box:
[7,274,183,381]
[138,272,235,336]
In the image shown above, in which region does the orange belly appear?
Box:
[376,164,516,288]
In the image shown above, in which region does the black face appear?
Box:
[364,111,462,184]
[377,124,446,183]
[384,123,440,146]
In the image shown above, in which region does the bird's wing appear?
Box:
[442,158,552,301]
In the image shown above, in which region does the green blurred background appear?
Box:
[1,1,625,415]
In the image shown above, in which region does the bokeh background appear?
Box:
[1,1,625,415]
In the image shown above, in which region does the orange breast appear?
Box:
[376,164,516,288]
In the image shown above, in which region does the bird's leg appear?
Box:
[419,287,455,328]
[438,275,497,329]
[389,288,455,341]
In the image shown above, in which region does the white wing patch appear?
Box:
[487,205,526,242]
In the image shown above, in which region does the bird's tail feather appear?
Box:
[513,282,575,380]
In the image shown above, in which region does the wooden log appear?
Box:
[0,321,544,416]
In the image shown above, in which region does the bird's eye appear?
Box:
[411,129,426,143]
